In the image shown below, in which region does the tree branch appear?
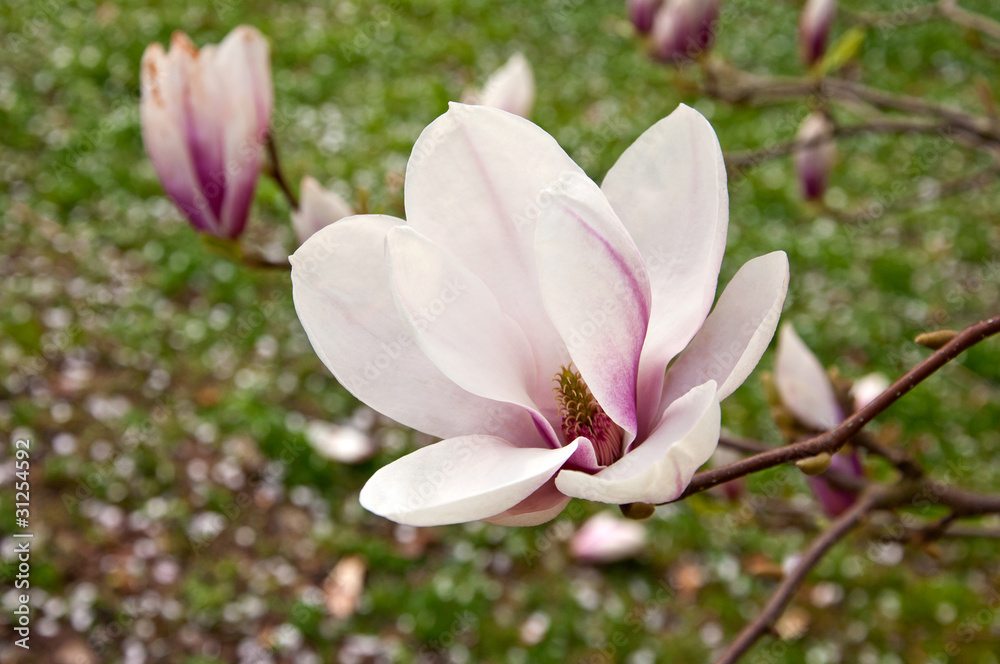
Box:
[676,315,1000,501]
[266,133,299,210]
[938,0,1000,42]
[715,488,881,664]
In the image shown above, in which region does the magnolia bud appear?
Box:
[619,502,656,520]
[628,0,664,34]
[799,0,837,68]
[850,373,889,412]
[796,452,832,476]
[292,177,353,245]
[650,0,721,63]
[466,53,535,119]
[914,329,959,350]
[794,112,835,201]
[140,26,273,238]
[808,449,864,517]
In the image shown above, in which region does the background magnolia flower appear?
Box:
[794,111,836,201]
[292,176,353,245]
[292,103,788,527]
[628,0,664,34]
[570,512,647,563]
[464,53,536,118]
[799,0,837,67]
[650,0,721,63]
[774,324,868,517]
[140,26,273,238]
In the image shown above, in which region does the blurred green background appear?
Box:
[1,0,999,662]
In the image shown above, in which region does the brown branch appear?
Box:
[725,118,947,169]
[938,0,1000,42]
[851,431,923,478]
[240,252,291,270]
[702,61,1000,145]
[266,133,299,210]
[715,488,882,664]
[718,433,773,455]
[676,315,1000,501]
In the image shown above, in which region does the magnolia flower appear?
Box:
[570,512,647,563]
[794,112,835,201]
[774,324,865,517]
[292,103,789,527]
[465,53,535,119]
[650,0,721,63]
[628,0,664,34]
[292,177,353,245]
[140,26,273,238]
[799,0,836,68]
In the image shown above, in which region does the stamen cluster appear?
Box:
[553,365,624,467]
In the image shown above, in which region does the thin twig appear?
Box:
[718,433,773,455]
[938,0,1000,42]
[676,315,1000,500]
[715,488,881,664]
[266,133,299,210]
[725,118,946,169]
[702,61,1000,145]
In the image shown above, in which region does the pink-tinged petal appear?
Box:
[214,29,271,238]
[140,42,216,234]
[774,324,843,431]
[386,226,557,443]
[404,103,582,379]
[534,171,651,440]
[570,512,647,563]
[660,251,789,410]
[359,436,579,526]
[176,34,228,225]
[555,382,720,505]
[601,105,729,434]
[219,26,273,141]
[292,176,353,244]
[484,478,571,526]
[291,216,541,445]
[474,53,535,119]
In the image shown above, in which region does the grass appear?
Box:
[1,1,999,662]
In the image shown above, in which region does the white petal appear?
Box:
[360,436,579,526]
[660,251,789,408]
[534,171,651,438]
[293,176,353,244]
[774,324,843,430]
[601,105,729,431]
[386,226,554,440]
[476,53,535,119]
[404,103,582,379]
[483,478,571,526]
[555,381,720,505]
[291,216,540,444]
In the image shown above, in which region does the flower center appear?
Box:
[553,365,624,467]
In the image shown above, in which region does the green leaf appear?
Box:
[816,27,866,76]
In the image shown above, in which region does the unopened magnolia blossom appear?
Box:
[465,53,535,119]
[292,177,353,245]
[140,26,273,238]
[650,0,721,63]
[794,111,835,201]
[292,103,789,526]
[799,0,836,67]
[775,324,880,517]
